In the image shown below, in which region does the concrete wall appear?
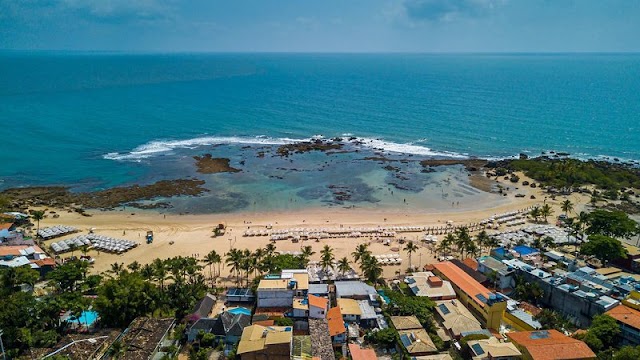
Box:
[309,305,326,319]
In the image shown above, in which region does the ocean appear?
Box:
[1,52,639,213]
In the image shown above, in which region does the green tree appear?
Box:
[95,271,159,327]
[403,240,419,271]
[226,248,243,285]
[613,346,640,360]
[0,194,11,212]
[360,255,383,285]
[337,257,351,276]
[454,227,472,258]
[561,199,574,216]
[320,245,335,272]
[47,260,89,293]
[352,243,371,272]
[299,245,315,267]
[586,209,638,239]
[530,207,541,223]
[586,314,621,351]
[202,250,221,283]
[580,234,628,266]
[540,204,554,223]
[476,230,491,255]
[32,210,45,234]
[365,327,398,348]
[534,309,570,332]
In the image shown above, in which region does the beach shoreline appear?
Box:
[31,171,592,279]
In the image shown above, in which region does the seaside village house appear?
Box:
[433,261,507,330]
[0,244,56,278]
[390,316,438,356]
[236,325,293,360]
[327,306,347,348]
[466,337,522,360]
[257,269,309,308]
[434,300,484,339]
[405,271,457,300]
[506,330,596,360]
[605,301,640,346]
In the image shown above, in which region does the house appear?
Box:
[477,256,514,290]
[308,294,329,319]
[291,297,309,318]
[257,270,309,308]
[237,325,293,360]
[434,300,483,339]
[433,262,507,330]
[337,298,361,323]
[357,300,378,328]
[390,316,438,356]
[411,354,454,360]
[506,330,596,360]
[114,317,176,360]
[334,281,377,300]
[451,259,489,285]
[187,311,251,344]
[405,272,456,300]
[327,307,346,347]
[605,304,640,345]
[192,293,216,318]
[398,328,438,356]
[467,337,522,360]
[348,343,377,360]
[390,316,423,332]
[308,283,330,298]
[0,245,55,277]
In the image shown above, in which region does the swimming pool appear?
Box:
[228,307,251,316]
[513,245,539,256]
[70,310,99,326]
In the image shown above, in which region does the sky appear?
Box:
[1,0,639,52]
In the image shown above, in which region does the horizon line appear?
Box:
[1,49,640,56]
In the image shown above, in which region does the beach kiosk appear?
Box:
[146,231,154,244]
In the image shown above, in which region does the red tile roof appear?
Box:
[463,258,479,270]
[606,305,640,330]
[0,222,14,231]
[433,261,492,308]
[348,344,377,360]
[327,307,346,337]
[0,245,45,257]
[506,330,596,360]
[308,294,328,310]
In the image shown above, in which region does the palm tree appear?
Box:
[561,199,574,217]
[454,227,471,258]
[337,257,351,277]
[109,262,124,276]
[31,210,45,235]
[68,243,77,258]
[361,256,383,285]
[300,245,315,266]
[351,244,371,267]
[476,230,490,255]
[541,236,555,250]
[264,243,277,257]
[152,258,168,292]
[403,241,419,271]
[437,234,455,258]
[320,245,335,272]
[226,248,243,285]
[140,263,154,281]
[530,207,541,223]
[540,204,554,223]
[203,250,221,282]
[127,261,141,272]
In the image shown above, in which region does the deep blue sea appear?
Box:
[1,52,639,212]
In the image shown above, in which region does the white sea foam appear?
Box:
[103,135,305,161]
[103,134,468,161]
[350,137,468,158]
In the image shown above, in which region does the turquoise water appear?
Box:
[71,310,98,326]
[1,53,639,212]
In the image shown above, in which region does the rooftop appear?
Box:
[335,280,377,298]
[119,317,175,360]
[237,325,293,355]
[467,337,521,359]
[348,343,377,360]
[337,298,362,316]
[434,300,483,337]
[398,328,438,355]
[506,330,596,360]
[257,278,290,290]
[390,316,423,331]
[606,304,640,330]
[406,272,456,299]
[308,283,329,295]
[327,307,346,336]
[308,294,328,309]
[478,256,508,272]
[433,262,493,308]
[358,300,378,320]
[0,245,45,257]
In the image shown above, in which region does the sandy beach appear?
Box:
[35,172,591,281]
